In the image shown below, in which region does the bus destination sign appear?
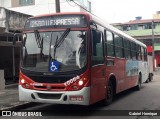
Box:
[25,15,87,29]
[30,17,80,27]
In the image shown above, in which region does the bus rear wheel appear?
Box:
[135,74,142,90]
[149,73,153,82]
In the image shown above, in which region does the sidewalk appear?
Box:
[0,84,29,111]
[155,67,160,75]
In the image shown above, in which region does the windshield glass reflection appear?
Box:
[22,30,87,72]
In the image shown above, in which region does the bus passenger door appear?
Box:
[90,29,106,104]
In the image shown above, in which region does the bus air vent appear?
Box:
[37,93,62,99]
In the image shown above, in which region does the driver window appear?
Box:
[91,29,104,66]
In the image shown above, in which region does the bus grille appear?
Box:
[37,93,62,99]
[28,76,71,83]
[34,86,65,90]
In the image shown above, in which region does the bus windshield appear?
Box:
[22,30,87,72]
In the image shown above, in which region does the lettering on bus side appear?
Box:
[30,83,43,86]
[64,76,80,87]
[126,60,138,76]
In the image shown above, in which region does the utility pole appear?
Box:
[152,20,155,71]
[55,0,60,13]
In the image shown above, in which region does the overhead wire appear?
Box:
[69,0,119,24]
[67,0,107,23]
[7,0,103,20]
[68,0,98,17]
[66,0,77,7]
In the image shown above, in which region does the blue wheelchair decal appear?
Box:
[49,61,60,72]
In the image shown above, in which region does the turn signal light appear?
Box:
[72,85,78,90]
[25,83,29,88]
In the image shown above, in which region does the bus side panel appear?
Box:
[90,65,106,104]
[148,55,153,74]
[105,57,126,94]
[138,61,149,83]
[124,60,139,89]
[113,58,126,93]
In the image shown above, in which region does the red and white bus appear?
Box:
[19,12,149,105]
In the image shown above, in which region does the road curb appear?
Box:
[0,102,38,111]
[5,83,18,89]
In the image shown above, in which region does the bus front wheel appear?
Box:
[102,80,114,106]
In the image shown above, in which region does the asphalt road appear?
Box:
[2,74,160,119]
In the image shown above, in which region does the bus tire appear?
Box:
[145,77,149,83]
[103,80,114,106]
[135,74,142,91]
[149,73,153,82]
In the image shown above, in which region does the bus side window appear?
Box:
[106,31,114,57]
[137,45,142,60]
[144,48,147,61]
[114,34,124,58]
[91,29,104,65]
[131,42,137,60]
[141,47,144,61]
[124,39,131,59]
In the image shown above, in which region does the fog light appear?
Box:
[25,83,29,88]
[73,85,78,90]
[78,80,83,86]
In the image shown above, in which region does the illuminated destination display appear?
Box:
[25,15,87,29]
[30,17,80,27]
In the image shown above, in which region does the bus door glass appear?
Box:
[90,28,106,103]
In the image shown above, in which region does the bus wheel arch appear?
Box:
[103,75,116,106]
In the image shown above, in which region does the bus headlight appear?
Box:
[20,78,30,89]
[78,80,83,86]
[67,77,89,91]
[21,79,25,84]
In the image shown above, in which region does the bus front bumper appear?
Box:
[19,85,90,105]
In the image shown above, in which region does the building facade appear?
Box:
[113,14,160,68]
[153,11,160,19]
[0,0,91,16]
[0,7,31,79]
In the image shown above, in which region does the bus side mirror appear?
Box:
[13,33,22,45]
[22,33,27,46]
[90,21,97,29]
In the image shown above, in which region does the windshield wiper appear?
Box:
[53,28,70,60]
[34,30,43,48]
[54,28,70,48]
[34,30,43,57]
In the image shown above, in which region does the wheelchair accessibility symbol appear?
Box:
[49,61,60,72]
